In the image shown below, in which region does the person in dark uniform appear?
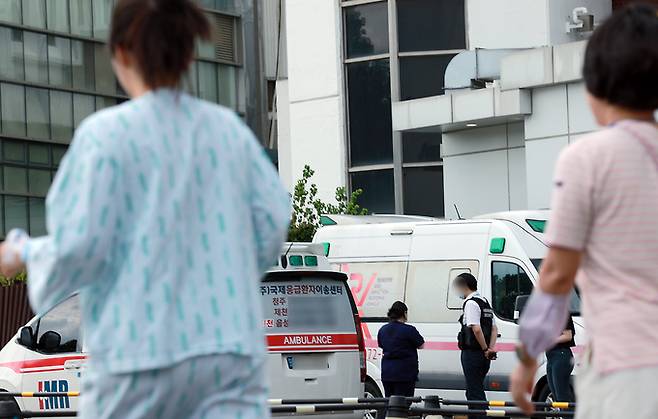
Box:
[377,301,425,397]
[454,273,498,419]
[546,315,576,403]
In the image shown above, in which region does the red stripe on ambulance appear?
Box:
[0,355,86,374]
[267,333,359,352]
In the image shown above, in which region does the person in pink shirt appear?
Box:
[510,4,658,419]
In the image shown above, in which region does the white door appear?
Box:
[404,260,479,398]
[20,296,83,418]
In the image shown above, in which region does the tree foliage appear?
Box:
[289,165,367,242]
[0,271,27,287]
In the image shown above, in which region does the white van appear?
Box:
[0,243,364,419]
[314,210,585,405]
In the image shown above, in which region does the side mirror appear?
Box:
[514,295,531,321]
[38,331,62,353]
[18,326,35,349]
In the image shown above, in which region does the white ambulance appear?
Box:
[314,210,585,405]
[0,243,365,419]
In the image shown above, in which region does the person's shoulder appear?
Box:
[192,97,247,131]
[561,126,630,161]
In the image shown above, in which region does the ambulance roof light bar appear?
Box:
[320,214,438,226]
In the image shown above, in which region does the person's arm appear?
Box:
[470,324,489,350]
[489,323,499,349]
[1,124,123,315]
[412,327,425,349]
[512,145,591,414]
[519,248,581,358]
[243,122,291,274]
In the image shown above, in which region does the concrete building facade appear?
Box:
[278,0,620,218]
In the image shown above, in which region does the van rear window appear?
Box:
[260,277,355,334]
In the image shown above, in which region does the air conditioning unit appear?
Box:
[566,7,595,33]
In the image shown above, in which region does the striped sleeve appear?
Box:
[545,146,594,251]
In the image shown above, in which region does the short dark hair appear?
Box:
[387,301,408,320]
[454,273,478,292]
[109,0,211,89]
[583,3,658,110]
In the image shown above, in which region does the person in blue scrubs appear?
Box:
[0,1,290,418]
[377,301,425,397]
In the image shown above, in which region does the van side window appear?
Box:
[36,296,81,354]
[491,261,533,321]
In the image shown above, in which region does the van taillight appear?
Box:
[354,314,367,383]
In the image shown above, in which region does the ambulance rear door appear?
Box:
[262,270,362,418]
[20,296,83,418]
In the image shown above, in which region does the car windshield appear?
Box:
[531,258,581,315]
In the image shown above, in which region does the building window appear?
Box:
[72,40,96,91]
[22,0,46,29]
[91,0,112,39]
[399,54,456,100]
[0,140,66,236]
[344,2,389,59]
[0,27,25,81]
[26,87,50,139]
[397,0,466,52]
[198,61,219,103]
[50,91,73,142]
[402,131,441,163]
[403,166,444,217]
[73,93,94,127]
[346,59,392,166]
[47,0,70,33]
[24,31,49,84]
[70,0,93,37]
[47,36,73,87]
[351,169,395,214]
[0,1,22,24]
[1,83,26,137]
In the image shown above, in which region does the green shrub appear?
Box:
[288,165,367,242]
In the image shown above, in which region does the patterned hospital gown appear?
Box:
[20,89,290,374]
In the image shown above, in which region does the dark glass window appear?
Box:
[1,83,26,137]
[403,166,444,217]
[5,196,28,232]
[344,2,389,59]
[347,59,392,166]
[72,40,96,91]
[402,131,442,163]
[400,54,456,100]
[350,170,394,214]
[26,87,50,140]
[24,31,49,84]
[0,27,24,81]
[397,0,466,52]
[491,261,533,321]
[36,296,82,353]
[47,36,72,87]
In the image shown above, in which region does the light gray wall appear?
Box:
[524,82,598,209]
[443,122,526,218]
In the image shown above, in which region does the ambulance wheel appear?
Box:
[364,380,384,419]
[0,393,20,416]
